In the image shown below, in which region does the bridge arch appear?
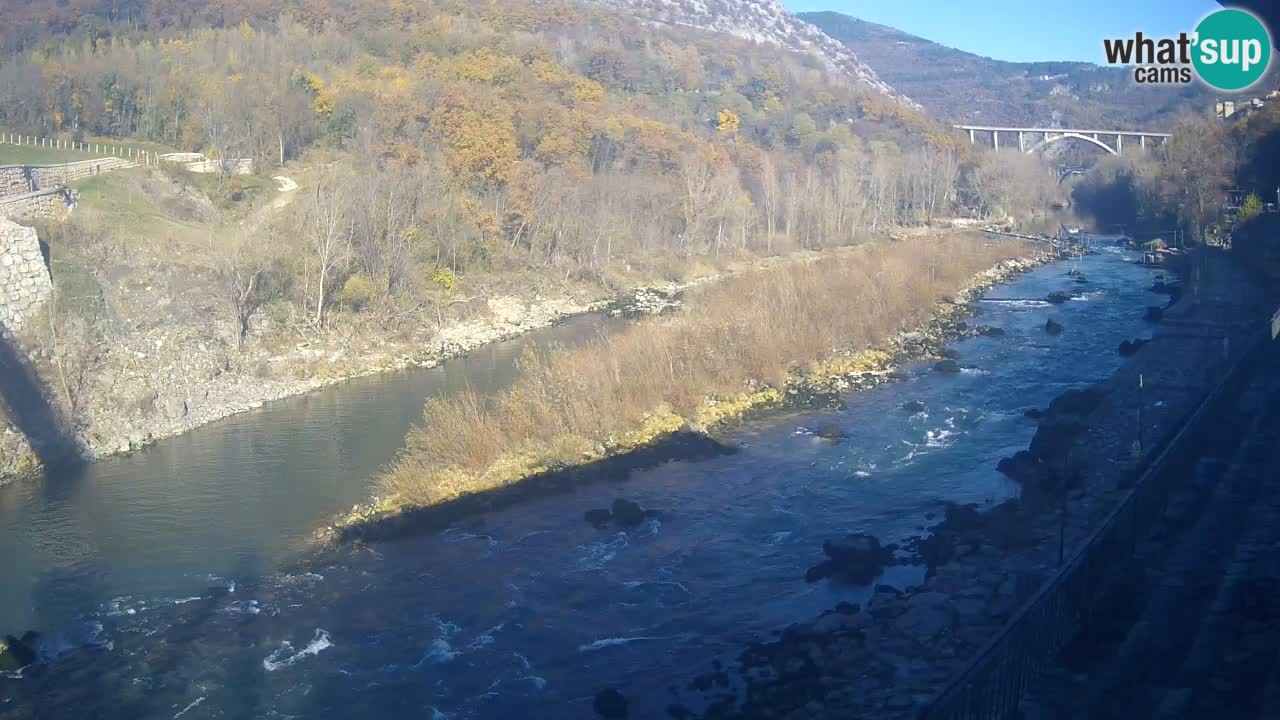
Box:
[1025,132,1117,156]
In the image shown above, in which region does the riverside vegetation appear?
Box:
[342,232,1041,530]
[0,0,1070,482]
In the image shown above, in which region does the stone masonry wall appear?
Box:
[0,187,78,223]
[0,166,32,198]
[0,216,52,337]
[0,159,135,203]
[29,158,135,188]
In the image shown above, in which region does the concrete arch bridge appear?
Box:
[955,125,1172,156]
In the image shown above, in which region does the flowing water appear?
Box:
[0,246,1164,719]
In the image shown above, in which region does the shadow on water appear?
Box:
[5,555,272,720]
[0,321,81,476]
[339,430,736,544]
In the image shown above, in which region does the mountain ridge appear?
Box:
[800,10,1217,129]
[585,0,916,105]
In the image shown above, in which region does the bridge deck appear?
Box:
[954,125,1171,137]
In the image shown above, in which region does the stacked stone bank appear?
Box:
[0,216,52,337]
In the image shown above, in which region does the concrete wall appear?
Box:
[0,187,78,222]
[0,217,52,337]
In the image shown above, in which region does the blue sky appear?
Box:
[784,0,1223,64]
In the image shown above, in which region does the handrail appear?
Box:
[917,324,1271,719]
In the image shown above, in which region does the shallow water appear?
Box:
[0,247,1164,719]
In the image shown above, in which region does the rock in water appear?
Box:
[1046,291,1070,304]
[816,424,846,441]
[976,325,1006,337]
[808,533,894,585]
[933,359,961,374]
[584,508,612,528]
[594,688,629,718]
[0,632,38,671]
[940,348,961,360]
[610,498,646,528]
[1118,339,1148,356]
[1044,318,1064,335]
[902,400,926,413]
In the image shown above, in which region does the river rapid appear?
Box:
[0,246,1163,719]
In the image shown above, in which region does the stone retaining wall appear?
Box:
[29,158,135,188]
[0,159,135,202]
[0,187,78,222]
[0,166,32,198]
[0,216,52,336]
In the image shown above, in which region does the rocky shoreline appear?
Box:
[663,249,1270,720]
[0,281,698,485]
[329,251,1053,542]
[3,241,900,487]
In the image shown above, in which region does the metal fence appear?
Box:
[917,326,1271,720]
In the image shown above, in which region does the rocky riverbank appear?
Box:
[329,250,1053,542]
[0,275,701,486]
[668,249,1271,720]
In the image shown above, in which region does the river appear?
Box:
[0,246,1162,719]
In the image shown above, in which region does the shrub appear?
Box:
[337,273,375,310]
[431,267,457,292]
[1238,192,1264,224]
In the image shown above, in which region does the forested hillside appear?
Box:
[0,0,1066,477]
[0,0,1059,305]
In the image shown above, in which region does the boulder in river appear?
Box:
[1046,291,1070,304]
[816,424,846,442]
[1046,386,1107,417]
[933,359,961,374]
[940,348,962,360]
[594,688,629,718]
[997,450,1046,486]
[584,508,612,529]
[976,325,1006,337]
[902,400,926,413]
[1118,338,1149,357]
[0,632,38,671]
[610,498,646,528]
[1044,318,1064,335]
[806,533,896,585]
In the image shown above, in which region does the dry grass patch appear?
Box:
[377,232,1031,509]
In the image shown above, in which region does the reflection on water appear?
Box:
[0,313,626,633]
[0,247,1166,720]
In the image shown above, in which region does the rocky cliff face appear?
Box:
[584,0,914,105]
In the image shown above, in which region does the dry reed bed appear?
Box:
[362,233,1034,516]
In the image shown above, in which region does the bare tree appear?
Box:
[301,169,353,326]
[211,228,280,348]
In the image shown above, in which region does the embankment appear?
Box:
[337,232,1046,538]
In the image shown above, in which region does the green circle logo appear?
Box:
[1193,9,1271,91]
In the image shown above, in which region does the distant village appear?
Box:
[1215,87,1280,121]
